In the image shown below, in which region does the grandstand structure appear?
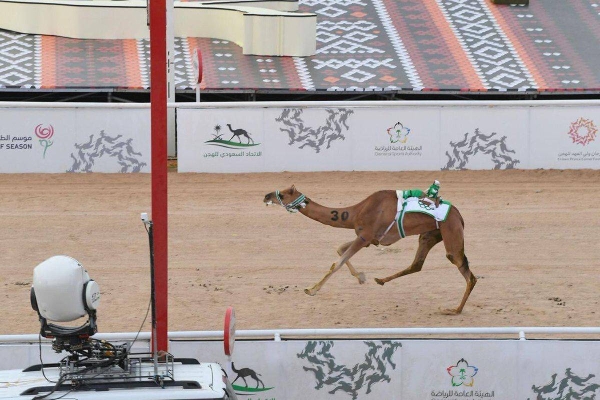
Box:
[0,0,599,102]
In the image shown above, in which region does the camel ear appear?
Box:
[288,185,296,195]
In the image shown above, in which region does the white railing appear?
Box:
[1,327,600,344]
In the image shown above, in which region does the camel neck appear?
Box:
[299,197,357,229]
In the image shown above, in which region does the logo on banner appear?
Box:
[375,121,421,157]
[35,124,54,158]
[387,122,410,143]
[275,108,353,153]
[297,340,401,399]
[442,128,520,170]
[203,124,261,159]
[529,368,600,400]
[68,130,146,172]
[430,358,494,400]
[567,117,597,146]
[447,358,478,387]
[557,118,599,162]
[230,362,274,396]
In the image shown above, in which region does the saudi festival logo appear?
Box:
[35,124,54,158]
[230,363,274,395]
[387,122,410,143]
[205,123,260,149]
[567,117,597,146]
[447,358,478,387]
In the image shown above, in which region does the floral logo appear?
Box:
[447,358,478,387]
[35,124,54,158]
[567,118,597,146]
[387,122,410,143]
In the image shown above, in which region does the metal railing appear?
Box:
[2,327,600,344]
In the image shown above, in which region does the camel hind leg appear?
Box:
[439,217,477,314]
[374,230,442,285]
[337,241,366,284]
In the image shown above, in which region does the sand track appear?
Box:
[0,169,599,335]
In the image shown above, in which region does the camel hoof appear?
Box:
[357,272,366,284]
[374,278,385,286]
[304,288,317,296]
[439,308,461,315]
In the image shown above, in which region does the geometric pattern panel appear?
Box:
[490,0,600,91]
[435,0,536,91]
[2,0,600,93]
[0,31,38,88]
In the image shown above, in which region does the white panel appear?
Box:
[0,108,150,173]
[439,106,529,170]
[402,341,518,400]
[518,341,600,399]
[265,107,354,172]
[350,107,441,171]
[530,106,600,169]
[171,339,403,399]
[177,108,266,172]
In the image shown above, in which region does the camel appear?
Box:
[226,124,254,144]
[264,185,477,314]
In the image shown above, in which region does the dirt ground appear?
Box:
[0,169,599,337]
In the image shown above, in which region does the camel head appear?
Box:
[264,185,307,213]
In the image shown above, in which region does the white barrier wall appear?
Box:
[172,339,600,399]
[2,335,600,399]
[177,100,600,172]
[0,106,150,173]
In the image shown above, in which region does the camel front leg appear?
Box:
[374,230,442,285]
[337,241,366,285]
[305,235,371,296]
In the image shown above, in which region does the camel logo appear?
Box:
[387,122,410,143]
[529,368,600,399]
[276,108,353,153]
[205,124,259,149]
[68,130,147,172]
[442,128,520,170]
[35,124,54,158]
[447,358,478,387]
[230,362,273,395]
[297,340,401,400]
[567,117,597,146]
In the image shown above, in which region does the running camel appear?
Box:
[263,185,477,314]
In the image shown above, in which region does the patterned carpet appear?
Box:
[1,0,599,92]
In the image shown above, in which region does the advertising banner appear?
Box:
[529,106,600,169]
[439,106,529,170]
[169,339,600,400]
[0,107,150,173]
[177,108,267,173]
[349,107,441,171]
[171,339,404,400]
[518,341,600,399]
[177,102,600,172]
[2,338,600,399]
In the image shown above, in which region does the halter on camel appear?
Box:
[264,183,477,314]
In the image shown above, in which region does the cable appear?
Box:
[38,333,57,384]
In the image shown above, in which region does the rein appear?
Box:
[276,190,307,213]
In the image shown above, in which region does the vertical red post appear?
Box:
[149,0,168,352]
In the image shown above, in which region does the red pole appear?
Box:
[149,0,168,352]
